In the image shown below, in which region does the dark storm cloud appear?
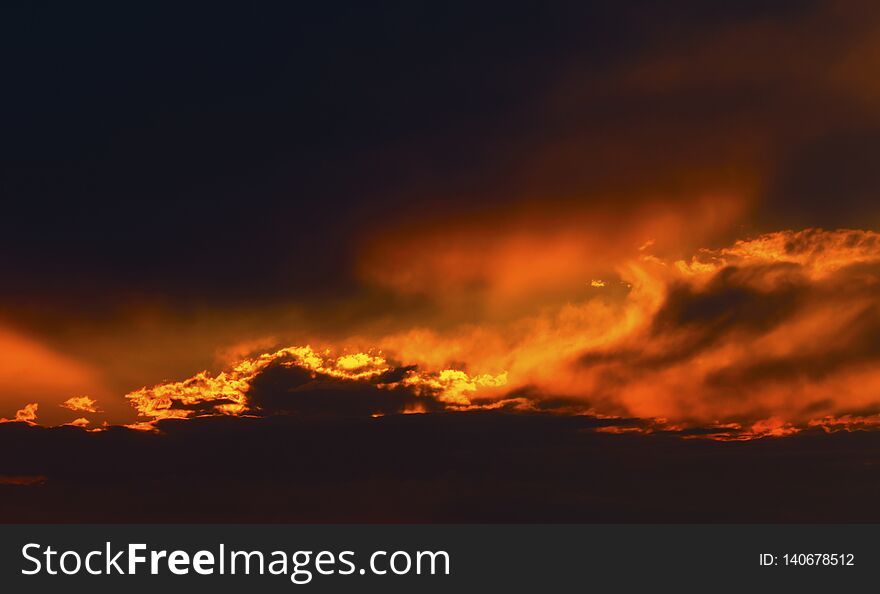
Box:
[705,304,880,389]
[1,2,632,310]
[652,264,806,335]
[0,0,869,316]
[579,263,809,373]
[2,412,880,522]
[768,129,880,228]
[245,361,447,418]
[167,398,241,415]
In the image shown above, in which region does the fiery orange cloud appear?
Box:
[352,228,880,436]
[16,403,38,423]
[60,396,99,413]
[64,417,90,428]
[590,230,880,428]
[124,345,507,425]
[105,228,880,439]
[357,194,749,311]
[0,403,38,425]
[12,223,880,442]
[0,326,104,424]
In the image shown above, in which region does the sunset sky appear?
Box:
[3,1,880,521]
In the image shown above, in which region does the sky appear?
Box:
[2,1,880,520]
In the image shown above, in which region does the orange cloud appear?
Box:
[358,194,748,312]
[0,403,38,425]
[125,345,507,425]
[60,396,99,413]
[0,326,103,424]
[350,227,880,436]
[113,229,880,438]
[64,417,90,428]
[12,222,880,443]
[570,229,880,428]
[16,403,38,423]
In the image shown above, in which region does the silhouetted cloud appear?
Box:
[245,360,447,418]
[1,411,879,522]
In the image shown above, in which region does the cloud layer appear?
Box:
[64,228,874,442]
[3,411,880,522]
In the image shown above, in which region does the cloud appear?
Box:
[0,474,47,487]
[0,327,103,424]
[60,396,99,413]
[107,226,880,440]
[11,225,880,442]
[63,417,90,428]
[571,228,880,429]
[0,403,38,425]
[2,411,880,522]
[357,195,748,311]
[15,403,38,423]
[124,345,508,426]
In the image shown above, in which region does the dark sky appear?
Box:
[3,0,848,312]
